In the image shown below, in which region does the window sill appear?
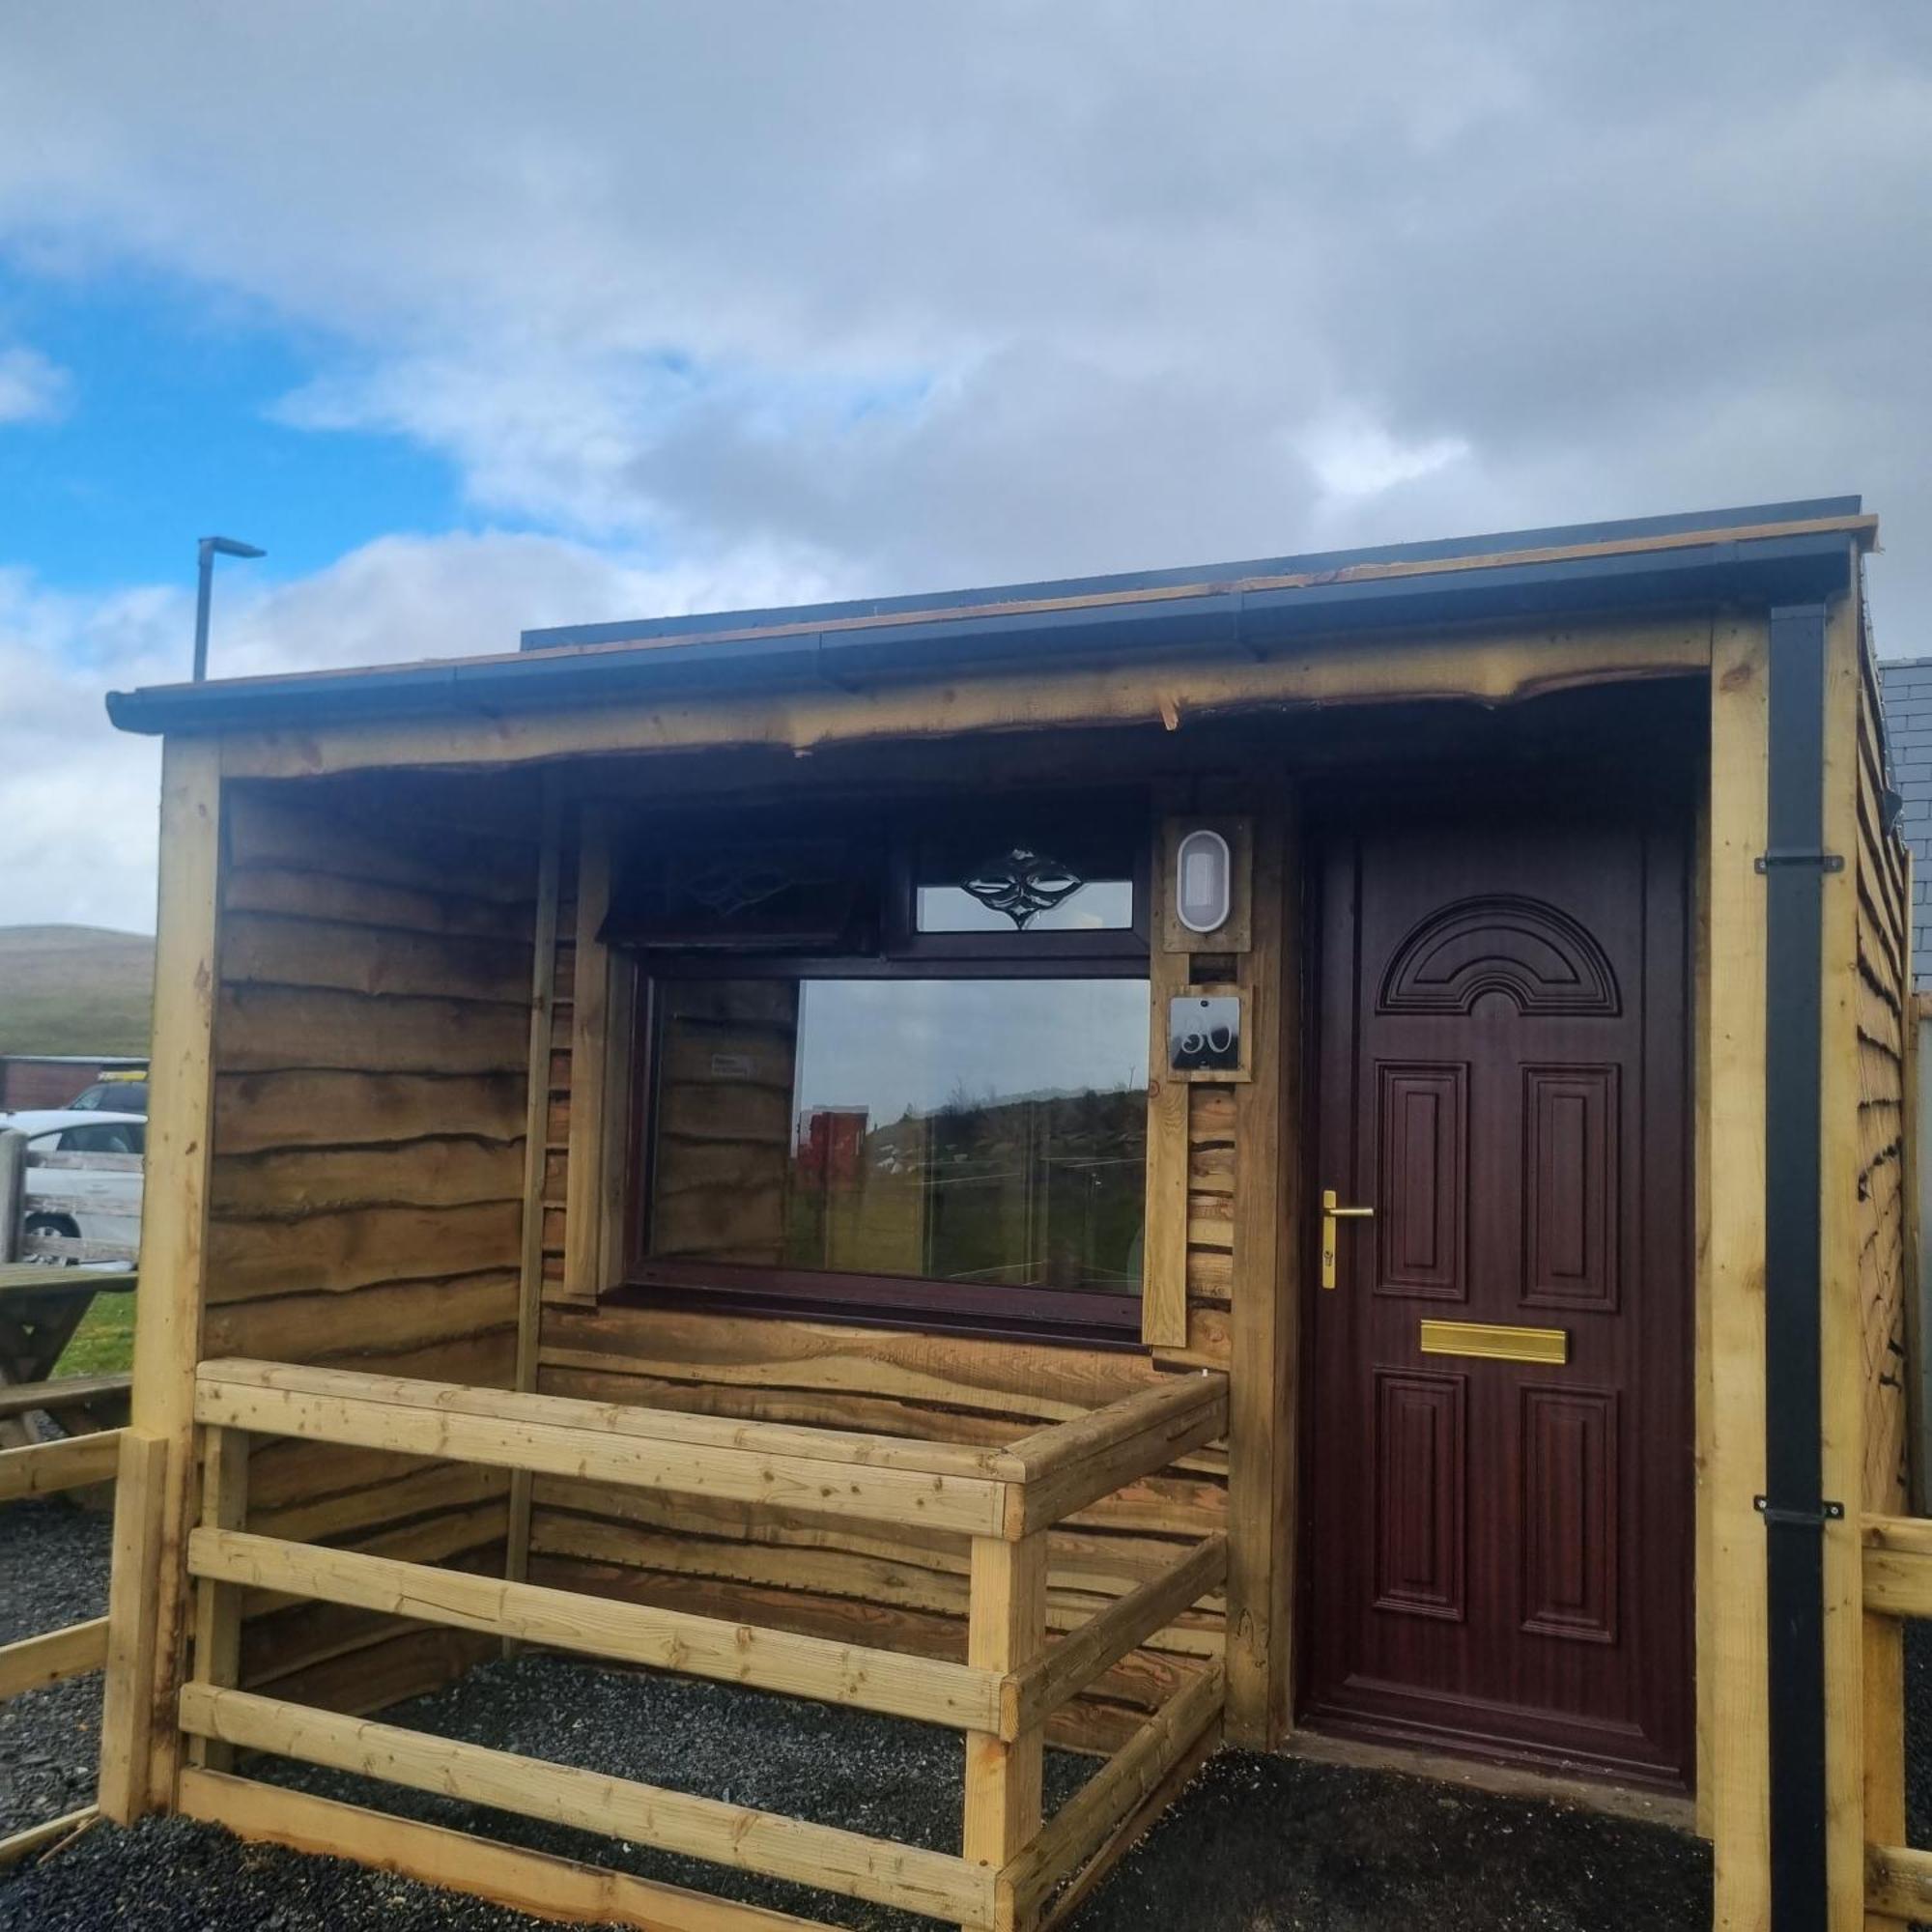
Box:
[610,1272,1148,1352]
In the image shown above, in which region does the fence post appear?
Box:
[0,1128,24,1264]
[964,1530,1047,1932]
[113,733,224,1816]
[98,1432,168,1823]
[186,1423,249,1773]
[1864,1608,1908,1928]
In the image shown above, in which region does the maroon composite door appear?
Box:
[1302,799,1692,1787]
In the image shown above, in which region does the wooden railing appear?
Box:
[176,1357,1232,1932]
[1863,1515,1932,1923]
[0,1426,126,1869]
[0,1264,137,1443]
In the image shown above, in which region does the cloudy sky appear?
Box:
[1,2,1928,933]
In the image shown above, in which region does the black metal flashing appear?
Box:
[105,498,1865,738]
[1761,600,1833,1930]
[519,497,1866,652]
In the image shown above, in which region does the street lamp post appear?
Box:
[192,535,266,682]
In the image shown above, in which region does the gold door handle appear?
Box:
[1320,1187,1375,1291]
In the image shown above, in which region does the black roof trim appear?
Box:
[106,499,1867,738]
[520,497,1865,653]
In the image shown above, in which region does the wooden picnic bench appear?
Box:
[0,1264,136,1449]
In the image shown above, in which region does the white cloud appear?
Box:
[0,345,70,424]
[0,530,838,932]
[0,4,1921,604]
[1,2,1930,938]
[1302,414,1471,501]
[0,571,176,931]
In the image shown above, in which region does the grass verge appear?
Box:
[53,1292,137,1377]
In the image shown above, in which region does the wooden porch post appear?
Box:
[99,735,223,1820]
[1706,616,1773,1928]
[1226,785,1297,1747]
[561,803,630,1307]
[965,1532,1047,1932]
[506,780,564,1597]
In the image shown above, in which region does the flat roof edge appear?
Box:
[520,497,1867,653]
[107,509,1872,739]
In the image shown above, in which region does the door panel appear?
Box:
[1521,1065,1619,1311]
[1301,801,1691,1787]
[1373,1370,1466,1621]
[1519,1383,1618,1644]
[1376,1065,1466,1301]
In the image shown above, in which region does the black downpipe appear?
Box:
[1761,600,1833,1930]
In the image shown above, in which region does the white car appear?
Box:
[13,1111,145,1262]
[0,1073,148,1140]
[2,1106,138,1140]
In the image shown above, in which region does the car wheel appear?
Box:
[21,1212,79,1264]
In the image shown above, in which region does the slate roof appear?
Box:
[1879,657,1932,983]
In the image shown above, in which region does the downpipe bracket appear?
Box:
[1754,849,1844,874]
[1753,1495,1844,1529]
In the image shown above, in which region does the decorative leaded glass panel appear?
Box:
[914,817,1137,934]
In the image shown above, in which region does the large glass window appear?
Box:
[616,793,1152,1336]
[638,976,1149,1331]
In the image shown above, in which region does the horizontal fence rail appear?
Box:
[179,1683,1000,1927]
[1009,1534,1227,1741]
[1002,1663,1225,1929]
[0,1426,128,1869]
[175,1767,819,1932]
[0,1617,109,1702]
[0,1373,133,1425]
[1861,1514,1932,1925]
[192,1356,1230,1543]
[180,1359,1232,1931]
[189,1527,1007,1731]
[16,1236,140,1264]
[195,1357,1017,1538]
[0,1430,122,1505]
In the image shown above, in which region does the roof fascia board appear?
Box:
[520,497,1867,651]
[106,526,1861,738]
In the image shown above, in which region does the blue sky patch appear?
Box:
[0,262,472,591]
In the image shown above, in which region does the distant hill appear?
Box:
[0,924,155,1055]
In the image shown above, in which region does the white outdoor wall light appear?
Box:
[1175,827,1233,935]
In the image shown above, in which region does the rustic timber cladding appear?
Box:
[560,806,634,1305]
[538,839,579,1308]
[526,784,1263,1757]
[1856,645,1913,1519]
[97,502,1921,1926]
[203,779,538,1715]
[527,1305,1227,1756]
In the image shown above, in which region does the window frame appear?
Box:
[884,804,1151,962]
[614,800,1153,1344]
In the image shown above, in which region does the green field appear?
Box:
[56,1292,137,1377]
[0,923,155,1056]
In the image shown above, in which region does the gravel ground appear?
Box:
[1908,1618,1932,1849]
[0,1662,1715,1932]
[2,1493,1867,1930]
[0,1500,110,1842]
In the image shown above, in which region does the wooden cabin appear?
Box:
[46,497,1929,1927]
